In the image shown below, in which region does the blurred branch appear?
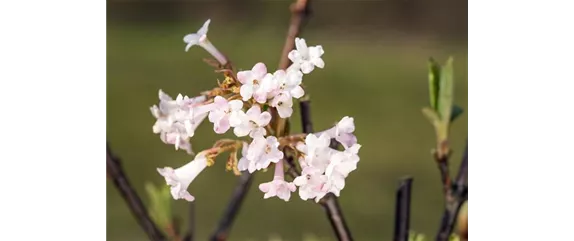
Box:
[393,177,413,241]
[210,172,254,241]
[435,140,468,241]
[106,143,166,241]
[182,202,195,241]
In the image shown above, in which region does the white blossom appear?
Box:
[238,136,283,173]
[317,116,357,148]
[287,37,325,74]
[207,96,244,134]
[237,63,271,103]
[293,165,328,201]
[259,160,296,201]
[233,105,272,138]
[150,90,213,154]
[183,19,227,65]
[157,154,208,202]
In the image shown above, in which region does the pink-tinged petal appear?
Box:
[181,192,195,202]
[233,125,251,137]
[240,85,253,101]
[213,96,227,106]
[251,62,268,79]
[228,112,243,127]
[208,110,222,123]
[258,111,272,126]
[237,157,249,171]
[214,118,230,134]
[236,70,252,84]
[277,105,293,118]
[259,182,270,192]
[228,100,243,111]
[290,85,305,99]
[253,92,268,104]
[249,127,266,138]
[293,176,307,186]
[158,89,173,101]
[246,105,262,118]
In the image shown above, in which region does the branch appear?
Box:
[182,202,195,241]
[393,177,413,241]
[209,172,254,241]
[435,141,468,241]
[106,143,166,241]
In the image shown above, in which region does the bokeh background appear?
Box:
[107,0,468,240]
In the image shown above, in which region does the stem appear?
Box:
[106,143,166,241]
[435,140,468,241]
[393,177,413,241]
[182,202,195,241]
[209,172,254,241]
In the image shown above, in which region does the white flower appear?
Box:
[258,160,296,201]
[317,116,357,148]
[325,144,361,178]
[297,133,332,172]
[293,165,328,201]
[150,90,213,154]
[183,19,227,65]
[267,69,305,99]
[233,105,272,138]
[288,37,325,74]
[270,92,294,118]
[207,96,244,134]
[157,154,208,202]
[238,136,283,173]
[237,63,271,103]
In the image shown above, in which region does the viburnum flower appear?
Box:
[293,165,328,201]
[183,19,228,65]
[267,69,305,99]
[325,143,361,178]
[207,96,244,134]
[297,133,332,172]
[156,153,208,202]
[269,91,294,118]
[259,160,296,201]
[150,90,211,154]
[238,136,284,173]
[233,105,272,138]
[237,63,270,103]
[288,37,325,74]
[318,116,357,148]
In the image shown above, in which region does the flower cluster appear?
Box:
[151,19,360,203]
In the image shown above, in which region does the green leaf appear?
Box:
[144,182,172,229]
[438,57,454,123]
[428,58,441,110]
[450,105,464,122]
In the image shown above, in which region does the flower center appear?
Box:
[264,145,271,154]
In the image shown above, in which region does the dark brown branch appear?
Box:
[106,143,166,241]
[435,140,468,241]
[393,177,413,241]
[300,100,313,133]
[209,172,254,241]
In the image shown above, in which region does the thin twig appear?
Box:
[209,172,254,241]
[182,202,195,241]
[393,177,413,241]
[106,143,166,241]
[435,141,468,241]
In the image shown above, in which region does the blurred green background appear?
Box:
[107,0,467,240]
